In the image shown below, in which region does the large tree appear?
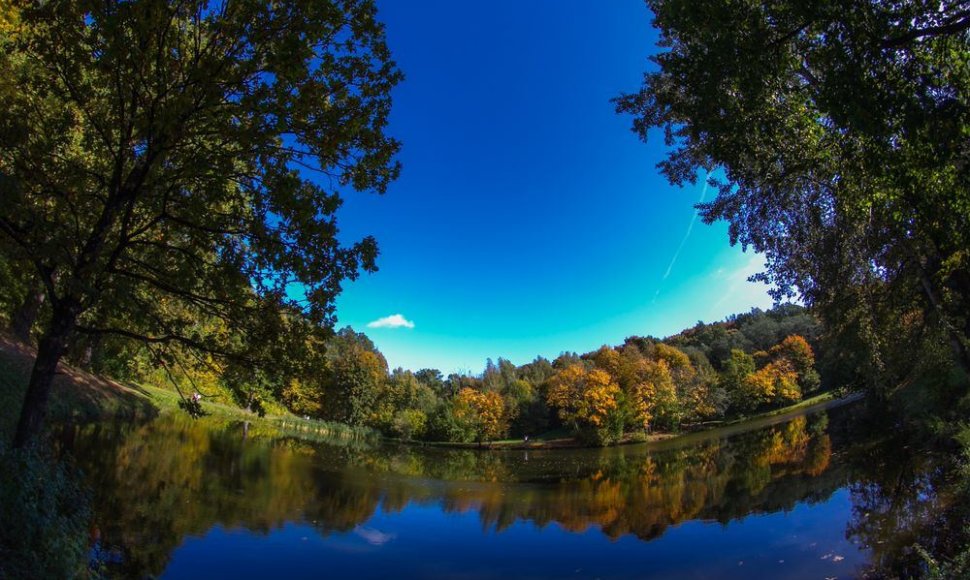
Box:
[0,0,401,447]
[617,1,970,382]
[320,327,388,426]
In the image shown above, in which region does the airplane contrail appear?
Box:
[652,177,709,303]
[662,177,709,280]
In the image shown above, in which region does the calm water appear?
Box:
[58,402,956,579]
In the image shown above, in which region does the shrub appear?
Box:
[0,446,92,578]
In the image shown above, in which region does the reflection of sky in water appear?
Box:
[163,490,864,579]
[354,526,397,546]
[67,404,948,578]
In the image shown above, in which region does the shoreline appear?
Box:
[2,333,860,452]
[390,390,862,451]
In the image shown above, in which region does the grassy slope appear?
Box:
[0,336,158,441]
[0,334,372,444]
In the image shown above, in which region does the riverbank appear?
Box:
[394,389,859,451]
[1,332,857,451]
[0,335,157,441]
[0,334,372,445]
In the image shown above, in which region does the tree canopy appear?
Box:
[616,0,970,384]
[0,0,402,446]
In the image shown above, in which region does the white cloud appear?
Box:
[366,313,415,329]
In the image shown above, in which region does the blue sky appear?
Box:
[331,0,773,373]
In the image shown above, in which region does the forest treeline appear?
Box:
[2,0,966,452]
[0,266,830,445]
[285,304,825,445]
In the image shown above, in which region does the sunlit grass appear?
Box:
[0,336,375,446]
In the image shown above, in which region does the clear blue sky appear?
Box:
[332,0,773,373]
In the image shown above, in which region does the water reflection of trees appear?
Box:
[64,418,326,575]
[844,440,970,578]
[60,409,957,577]
[423,415,842,541]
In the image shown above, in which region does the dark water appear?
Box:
[58,402,960,579]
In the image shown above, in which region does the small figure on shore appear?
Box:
[523,434,529,442]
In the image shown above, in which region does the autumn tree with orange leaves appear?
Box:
[546,364,623,445]
[454,387,509,443]
[732,335,818,409]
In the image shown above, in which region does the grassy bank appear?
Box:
[0,336,157,441]
[0,334,374,445]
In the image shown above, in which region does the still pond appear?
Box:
[57,400,956,578]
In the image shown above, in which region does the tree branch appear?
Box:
[882,10,970,48]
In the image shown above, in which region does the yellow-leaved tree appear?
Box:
[546,364,622,445]
[742,360,801,406]
[769,335,820,393]
[453,387,508,443]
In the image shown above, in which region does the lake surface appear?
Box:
[58,402,957,578]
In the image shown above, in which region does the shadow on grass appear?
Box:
[0,334,158,442]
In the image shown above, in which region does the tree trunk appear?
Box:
[919,270,970,376]
[951,269,970,378]
[12,302,78,448]
[79,342,94,371]
[11,279,46,344]
[75,332,102,372]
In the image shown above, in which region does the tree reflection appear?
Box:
[58,407,960,577]
[844,439,969,578]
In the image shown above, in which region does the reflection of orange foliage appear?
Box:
[75,407,838,577]
[552,477,624,534]
[765,416,811,465]
[378,416,830,544]
[805,435,832,476]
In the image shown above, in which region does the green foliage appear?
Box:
[390,409,428,441]
[0,0,403,445]
[177,397,208,419]
[0,446,91,578]
[956,422,970,460]
[723,349,757,413]
[917,541,970,580]
[321,328,389,426]
[368,369,438,438]
[0,253,28,327]
[617,0,970,387]
[427,403,476,443]
[282,378,322,418]
[668,305,820,369]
